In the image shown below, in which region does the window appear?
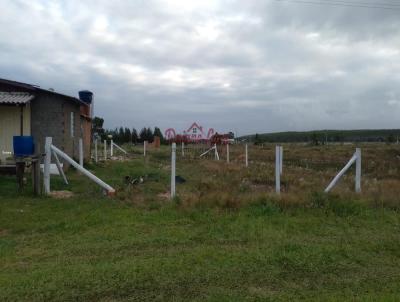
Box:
[70,112,74,137]
[193,128,197,134]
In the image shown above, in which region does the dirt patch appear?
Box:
[49,191,74,199]
[0,229,9,236]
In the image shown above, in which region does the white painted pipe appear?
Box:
[214,144,219,161]
[245,144,248,167]
[103,140,107,161]
[79,138,83,166]
[44,137,52,194]
[171,143,176,199]
[52,149,68,185]
[325,153,357,193]
[94,139,98,163]
[112,141,127,154]
[355,148,361,193]
[110,139,114,157]
[200,146,215,158]
[226,144,230,163]
[275,145,280,194]
[51,144,115,194]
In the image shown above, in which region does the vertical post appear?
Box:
[275,145,280,194]
[44,137,52,195]
[79,138,83,166]
[110,139,114,157]
[280,146,283,175]
[104,140,107,161]
[171,143,176,199]
[32,158,40,195]
[144,141,147,157]
[94,139,98,163]
[245,144,248,167]
[355,148,361,193]
[182,142,185,157]
[226,143,230,163]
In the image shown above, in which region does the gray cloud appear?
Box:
[0,0,399,135]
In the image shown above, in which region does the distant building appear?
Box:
[164,122,215,143]
[0,78,93,164]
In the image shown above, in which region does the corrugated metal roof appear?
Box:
[0,92,35,104]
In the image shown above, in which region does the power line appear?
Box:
[274,0,400,10]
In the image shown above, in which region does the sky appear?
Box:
[0,0,399,136]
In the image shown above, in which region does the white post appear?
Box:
[110,139,114,157]
[79,138,83,166]
[325,153,357,193]
[144,141,147,157]
[245,144,248,167]
[171,143,176,199]
[226,143,230,163]
[112,142,128,154]
[214,144,220,161]
[51,145,115,194]
[52,150,68,185]
[94,139,98,163]
[280,146,283,175]
[275,145,280,194]
[355,148,361,193]
[44,137,52,195]
[104,140,107,161]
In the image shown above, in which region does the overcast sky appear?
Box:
[1,0,399,135]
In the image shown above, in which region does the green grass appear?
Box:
[1,145,400,301]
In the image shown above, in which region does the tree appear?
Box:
[153,127,165,144]
[132,128,138,143]
[92,116,104,138]
[254,133,262,145]
[139,127,147,142]
[124,128,131,143]
[146,127,154,143]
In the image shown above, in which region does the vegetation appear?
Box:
[242,129,400,144]
[1,143,400,301]
[91,116,165,144]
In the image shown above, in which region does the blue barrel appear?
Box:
[13,136,34,157]
[78,90,93,104]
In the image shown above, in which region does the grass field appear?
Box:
[1,143,400,301]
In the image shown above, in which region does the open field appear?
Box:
[1,143,400,301]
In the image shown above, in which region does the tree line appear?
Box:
[92,117,165,144]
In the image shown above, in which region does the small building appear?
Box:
[0,78,93,165]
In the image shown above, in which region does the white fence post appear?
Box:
[110,139,114,157]
[79,138,83,166]
[112,141,128,155]
[51,144,115,195]
[171,143,176,199]
[182,142,185,157]
[144,141,147,157]
[226,144,230,163]
[280,146,283,175]
[214,144,220,161]
[44,137,52,195]
[324,152,358,193]
[245,144,248,167]
[104,139,107,161]
[94,139,98,163]
[275,145,281,194]
[52,149,68,185]
[355,148,361,193]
